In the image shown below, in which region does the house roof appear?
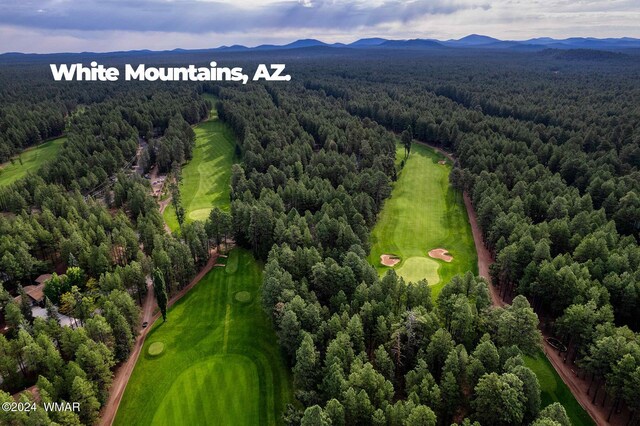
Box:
[12,385,40,403]
[35,274,52,284]
[23,284,45,302]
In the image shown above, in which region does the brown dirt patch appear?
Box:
[380,254,401,267]
[428,248,453,262]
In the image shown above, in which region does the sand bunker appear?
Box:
[428,248,453,262]
[438,160,446,165]
[380,254,401,267]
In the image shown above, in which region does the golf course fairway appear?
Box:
[164,93,237,232]
[369,142,477,295]
[524,352,594,426]
[0,137,65,187]
[114,249,293,426]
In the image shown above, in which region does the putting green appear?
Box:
[189,208,214,222]
[114,249,293,426]
[235,291,251,303]
[0,137,65,187]
[148,342,165,356]
[396,257,440,285]
[164,93,237,232]
[369,142,477,296]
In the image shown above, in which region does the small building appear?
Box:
[21,284,46,307]
[35,274,52,286]
[11,385,41,403]
[13,274,51,308]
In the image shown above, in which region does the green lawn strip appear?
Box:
[0,137,65,187]
[368,142,477,297]
[114,249,293,426]
[524,351,594,426]
[163,94,237,232]
[225,249,239,274]
[163,203,180,232]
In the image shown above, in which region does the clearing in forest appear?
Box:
[114,249,293,426]
[0,137,65,187]
[164,93,237,232]
[368,143,477,295]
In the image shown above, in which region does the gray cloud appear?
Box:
[1,0,639,53]
[0,0,488,33]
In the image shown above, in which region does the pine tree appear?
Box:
[71,376,101,425]
[153,268,168,321]
[293,333,319,404]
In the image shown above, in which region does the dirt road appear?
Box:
[462,193,506,308]
[99,279,156,426]
[542,332,625,425]
[99,250,220,426]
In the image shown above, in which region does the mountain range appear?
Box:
[214,34,640,52]
[2,34,640,59]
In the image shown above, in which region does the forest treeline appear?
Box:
[0,66,125,162]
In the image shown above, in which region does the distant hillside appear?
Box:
[2,34,640,61]
[447,34,501,46]
[377,39,444,49]
[349,38,388,47]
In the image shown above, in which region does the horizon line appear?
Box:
[2,33,640,56]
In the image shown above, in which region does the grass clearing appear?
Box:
[0,137,65,187]
[164,94,237,232]
[368,143,477,296]
[524,351,594,426]
[115,249,293,426]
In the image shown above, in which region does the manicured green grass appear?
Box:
[115,249,293,426]
[164,94,237,232]
[147,342,165,356]
[368,143,477,295]
[524,351,594,426]
[0,137,65,187]
[225,249,239,274]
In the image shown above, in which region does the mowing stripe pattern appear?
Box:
[114,249,293,426]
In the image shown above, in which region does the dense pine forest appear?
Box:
[0,48,639,425]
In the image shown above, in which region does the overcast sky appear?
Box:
[1,0,639,53]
